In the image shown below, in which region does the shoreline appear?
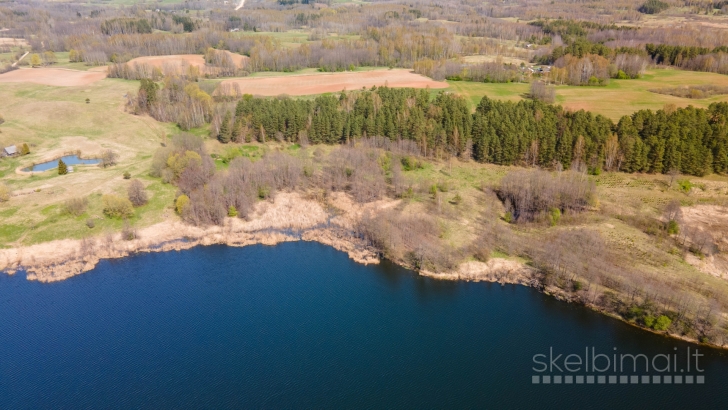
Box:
[1,191,723,350]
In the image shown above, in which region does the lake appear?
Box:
[23,155,100,172]
[1,242,727,409]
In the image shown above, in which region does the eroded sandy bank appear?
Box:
[0,192,530,285]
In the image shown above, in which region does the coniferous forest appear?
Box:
[143,85,728,177]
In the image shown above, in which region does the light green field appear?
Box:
[446,69,728,120]
[0,78,177,246]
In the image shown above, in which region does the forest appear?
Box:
[131,80,728,177]
[4,0,728,78]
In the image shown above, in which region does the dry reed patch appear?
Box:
[0,67,107,86]
[125,53,247,73]
[0,37,28,46]
[219,69,449,96]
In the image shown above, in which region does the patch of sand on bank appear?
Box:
[0,192,381,282]
[0,67,107,86]
[219,69,449,96]
[0,190,535,285]
[680,204,728,279]
[420,259,539,286]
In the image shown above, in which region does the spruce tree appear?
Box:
[58,158,68,175]
[218,111,231,143]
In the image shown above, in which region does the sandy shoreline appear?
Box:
[0,191,531,284]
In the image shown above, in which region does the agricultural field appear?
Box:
[219,68,448,96]
[447,68,728,120]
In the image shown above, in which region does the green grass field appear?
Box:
[0,77,178,247]
[446,68,728,120]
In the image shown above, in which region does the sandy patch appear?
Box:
[219,69,449,96]
[680,205,728,279]
[420,259,539,285]
[0,67,107,86]
[0,192,385,282]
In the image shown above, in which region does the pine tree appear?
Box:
[58,159,68,175]
[218,111,231,143]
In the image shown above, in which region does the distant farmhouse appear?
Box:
[3,145,17,156]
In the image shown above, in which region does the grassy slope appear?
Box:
[0,77,177,247]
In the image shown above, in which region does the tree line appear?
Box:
[130,79,728,176]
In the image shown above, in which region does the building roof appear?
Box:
[4,145,17,155]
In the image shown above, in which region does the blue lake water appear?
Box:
[24,155,100,172]
[1,242,728,409]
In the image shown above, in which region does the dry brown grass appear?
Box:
[0,67,107,86]
[219,69,448,96]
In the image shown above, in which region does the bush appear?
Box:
[530,81,555,103]
[63,197,88,216]
[86,218,95,228]
[175,194,189,215]
[653,315,672,331]
[102,194,134,219]
[639,0,669,14]
[667,219,679,235]
[127,179,148,207]
[228,205,238,217]
[121,221,138,240]
[123,171,131,179]
[100,150,119,168]
[20,143,30,155]
[548,207,561,226]
[677,179,693,193]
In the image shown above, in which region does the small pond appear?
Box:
[23,155,100,172]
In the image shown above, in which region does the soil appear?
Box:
[219,69,449,96]
[0,67,107,86]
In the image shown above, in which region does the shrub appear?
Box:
[121,221,138,240]
[127,179,148,207]
[63,197,88,216]
[653,315,672,331]
[0,183,10,202]
[20,143,30,155]
[86,218,95,228]
[58,159,68,175]
[228,205,238,217]
[85,98,90,104]
[530,81,555,103]
[639,0,669,14]
[100,149,119,168]
[677,179,693,193]
[548,207,561,226]
[102,194,134,219]
[667,220,679,235]
[123,171,131,179]
[175,194,189,215]
[503,211,513,223]
[400,156,422,171]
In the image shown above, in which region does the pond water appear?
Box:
[1,242,727,408]
[23,155,100,172]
